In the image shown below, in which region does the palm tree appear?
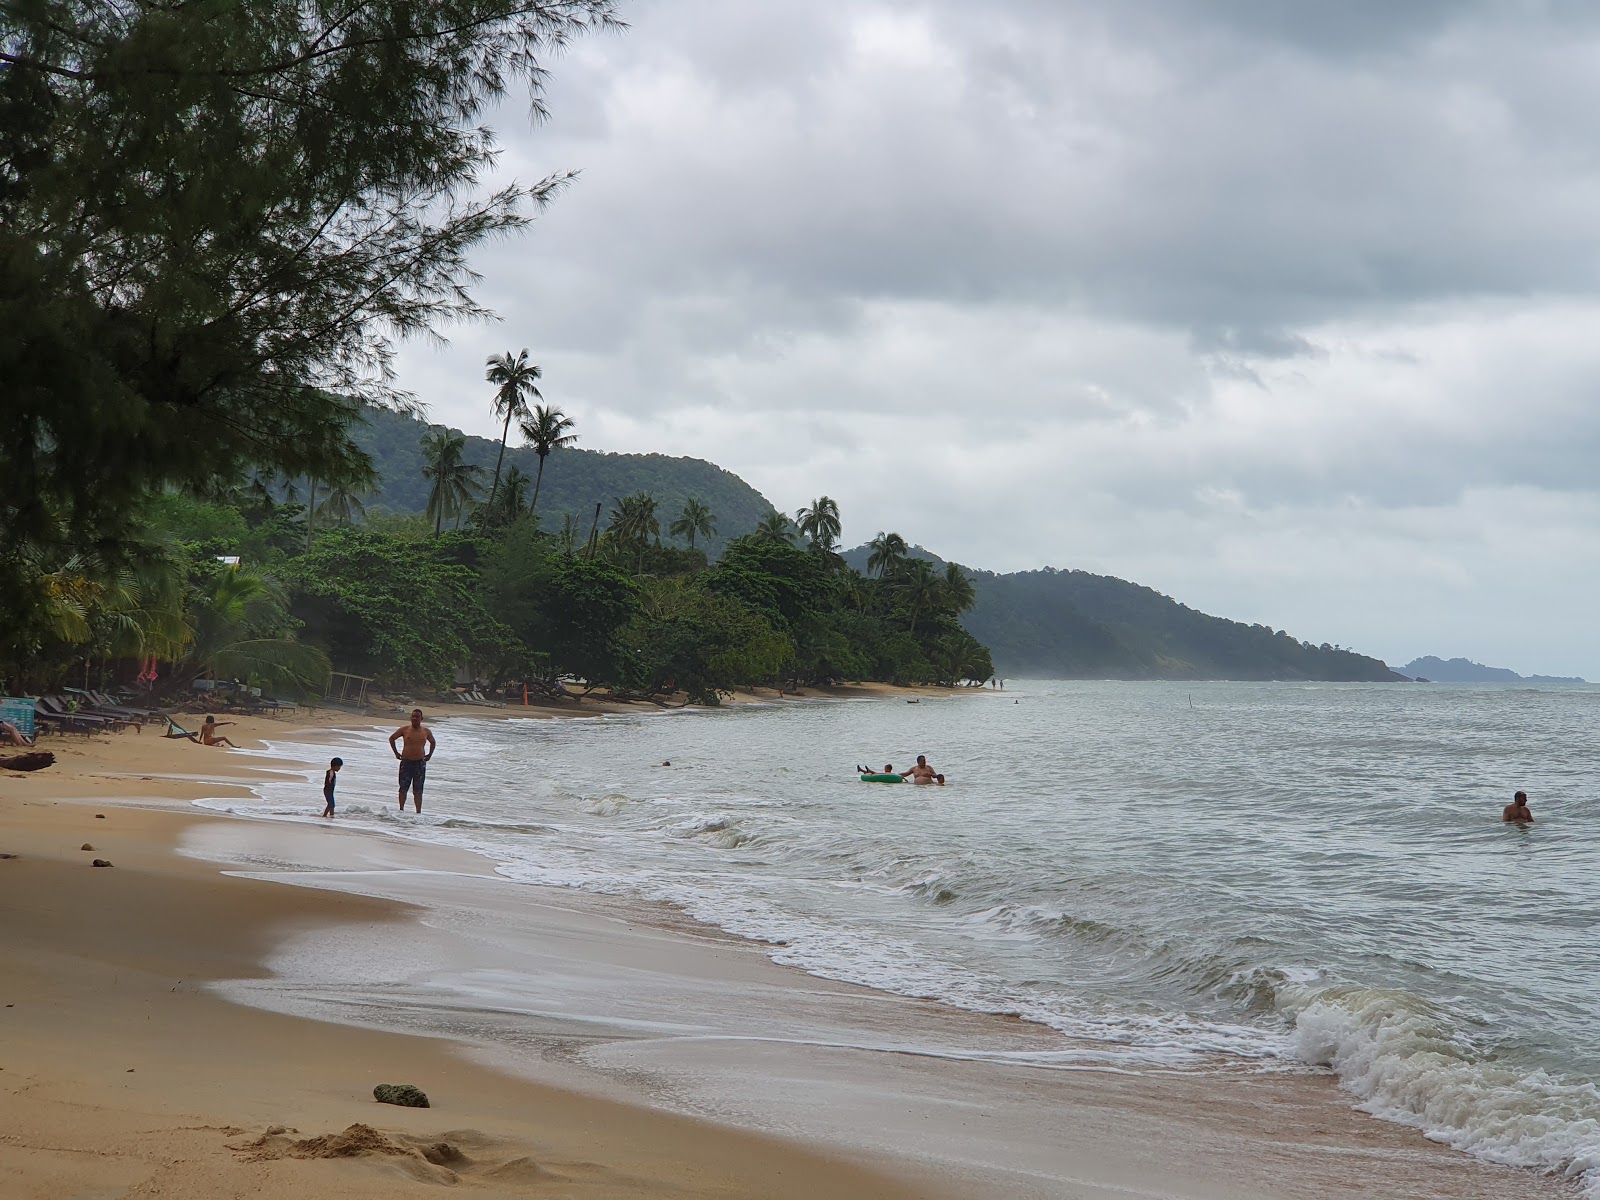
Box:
[941,562,977,615]
[502,464,533,520]
[668,498,716,551]
[795,496,842,553]
[751,511,795,545]
[517,403,577,516]
[898,559,941,634]
[308,458,377,546]
[607,493,660,572]
[867,531,908,578]
[316,482,367,529]
[420,427,484,536]
[484,349,542,511]
[180,567,331,695]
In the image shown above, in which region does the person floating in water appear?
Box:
[905,755,938,784]
[1502,790,1534,823]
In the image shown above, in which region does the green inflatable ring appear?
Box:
[859,773,904,783]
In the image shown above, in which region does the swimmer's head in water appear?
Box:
[884,764,893,773]
[1514,790,1528,803]
[916,755,927,766]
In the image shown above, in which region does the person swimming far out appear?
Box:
[1503,790,1534,823]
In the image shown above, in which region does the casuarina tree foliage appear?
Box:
[0,0,620,634]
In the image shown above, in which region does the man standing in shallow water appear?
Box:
[389,708,435,813]
[1503,790,1534,823]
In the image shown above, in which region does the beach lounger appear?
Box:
[33,700,101,737]
[40,695,122,732]
[163,718,200,743]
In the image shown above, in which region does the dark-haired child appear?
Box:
[322,757,343,818]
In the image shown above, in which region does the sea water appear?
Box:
[199,682,1600,1193]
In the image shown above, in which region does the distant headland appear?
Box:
[1400,656,1586,684]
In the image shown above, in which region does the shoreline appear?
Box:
[2,702,1579,1199]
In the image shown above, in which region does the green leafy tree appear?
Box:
[289,529,518,688]
[421,428,485,535]
[618,581,791,704]
[518,404,578,515]
[484,349,542,510]
[668,498,716,550]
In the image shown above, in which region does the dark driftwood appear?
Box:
[1,752,56,772]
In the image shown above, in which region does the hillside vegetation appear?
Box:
[842,547,1400,682]
[356,407,777,555]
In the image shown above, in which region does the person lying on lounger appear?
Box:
[1,719,33,747]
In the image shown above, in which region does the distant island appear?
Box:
[1400,656,1586,684]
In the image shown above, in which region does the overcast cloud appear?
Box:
[394,0,1600,677]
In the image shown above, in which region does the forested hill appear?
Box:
[356,406,779,553]
[842,546,1401,682]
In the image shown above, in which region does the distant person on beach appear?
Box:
[322,757,343,818]
[389,708,434,813]
[1,719,32,747]
[199,715,236,747]
[1503,791,1534,823]
[906,755,938,784]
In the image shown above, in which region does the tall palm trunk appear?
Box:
[305,476,318,550]
[530,453,547,515]
[488,409,512,509]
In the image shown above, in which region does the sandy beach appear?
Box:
[0,705,1577,1199]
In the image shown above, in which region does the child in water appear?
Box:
[322,757,343,818]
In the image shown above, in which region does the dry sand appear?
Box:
[0,705,1577,1199]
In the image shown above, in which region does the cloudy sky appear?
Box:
[395,0,1600,678]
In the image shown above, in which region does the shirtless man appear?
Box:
[905,755,938,785]
[1502,790,1534,823]
[388,709,435,813]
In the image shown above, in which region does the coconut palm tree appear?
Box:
[668,498,716,551]
[484,349,542,510]
[517,403,578,516]
[941,562,977,615]
[421,427,484,536]
[867,531,908,578]
[307,458,378,546]
[897,558,941,634]
[607,493,660,572]
[795,496,842,553]
[751,511,795,546]
[317,482,367,529]
[180,567,330,695]
[479,464,532,528]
